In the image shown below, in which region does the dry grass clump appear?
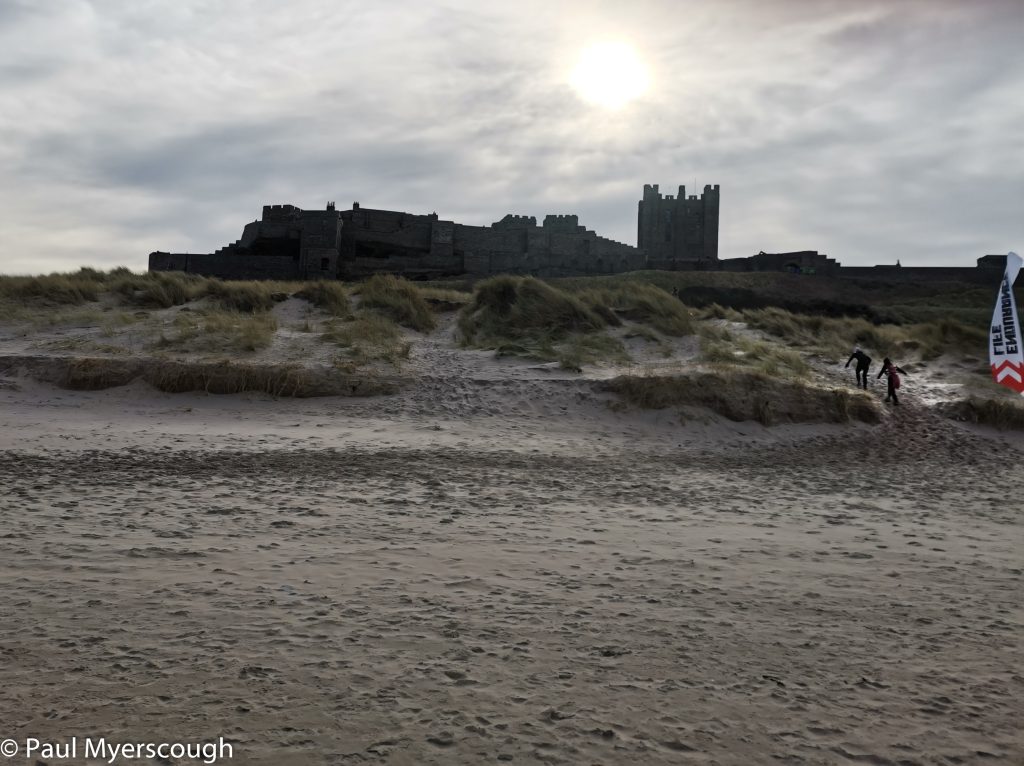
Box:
[605,370,879,425]
[201,280,277,313]
[700,338,740,364]
[623,325,662,344]
[698,323,738,364]
[23,308,106,329]
[741,307,988,362]
[574,282,694,336]
[60,357,139,390]
[459,275,605,347]
[459,276,639,367]
[111,271,202,308]
[0,273,102,306]
[416,285,473,312]
[699,303,743,321]
[941,397,1024,430]
[321,314,411,365]
[156,310,278,352]
[31,336,91,352]
[0,268,207,312]
[146,361,319,397]
[49,356,400,397]
[910,319,989,360]
[752,346,810,378]
[295,281,351,316]
[557,333,629,371]
[742,308,854,351]
[100,311,143,335]
[699,325,809,378]
[358,274,437,332]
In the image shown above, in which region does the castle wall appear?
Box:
[148,188,1005,287]
[298,209,343,279]
[455,224,525,275]
[453,219,642,277]
[338,207,445,277]
[149,252,301,280]
[716,251,841,275]
[838,266,1003,285]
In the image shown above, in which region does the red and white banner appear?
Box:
[990,251,1023,394]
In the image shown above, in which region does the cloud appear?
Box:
[0,0,1021,274]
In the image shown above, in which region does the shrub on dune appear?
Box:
[358,274,436,332]
[112,272,200,308]
[202,280,275,313]
[458,275,605,346]
[321,313,411,364]
[575,282,694,336]
[295,281,351,317]
[0,273,101,305]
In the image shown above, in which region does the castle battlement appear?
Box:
[542,214,581,231]
[261,204,302,222]
[492,214,537,229]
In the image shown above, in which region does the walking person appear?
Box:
[845,347,872,389]
[877,357,907,405]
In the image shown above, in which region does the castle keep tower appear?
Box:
[638,184,719,268]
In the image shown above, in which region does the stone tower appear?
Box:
[637,184,719,267]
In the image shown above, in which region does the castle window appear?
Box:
[320,257,329,270]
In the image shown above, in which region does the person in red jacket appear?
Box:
[877,357,907,405]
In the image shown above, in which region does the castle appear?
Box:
[638,184,720,267]
[148,184,1006,284]
[149,185,719,280]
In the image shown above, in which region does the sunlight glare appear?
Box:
[569,41,650,109]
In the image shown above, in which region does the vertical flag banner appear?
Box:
[990,251,1023,394]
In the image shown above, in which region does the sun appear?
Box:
[569,41,650,109]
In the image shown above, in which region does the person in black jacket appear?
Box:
[877,357,907,404]
[845,347,872,389]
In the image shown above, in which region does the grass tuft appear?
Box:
[0,274,101,305]
[557,333,629,371]
[322,314,411,365]
[156,310,278,352]
[415,286,473,312]
[358,275,437,332]
[741,307,990,362]
[574,283,694,336]
[202,280,276,313]
[605,370,880,424]
[941,397,1024,430]
[295,282,351,317]
[112,272,200,308]
[459,275,605,348]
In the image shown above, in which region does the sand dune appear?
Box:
[0,353,1021,765]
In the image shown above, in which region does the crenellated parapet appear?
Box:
[261,204,301,221]
[542,214,583,232]
[491,214,537,229]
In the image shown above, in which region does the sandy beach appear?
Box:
[3,0,1023,760]
[1,360,1021,766]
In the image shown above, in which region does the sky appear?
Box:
[0,0,1021,274]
